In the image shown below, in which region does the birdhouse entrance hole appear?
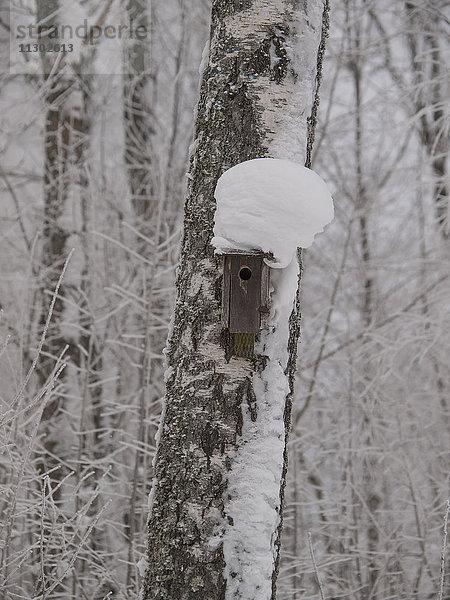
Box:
[239,267,252,281]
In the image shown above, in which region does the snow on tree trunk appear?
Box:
[142,2,325,599]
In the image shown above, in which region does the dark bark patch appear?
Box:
[269,25,291,83]
[220,328,234,362]
[246,380,258,421]
[242,25,291,84]
[201,422,221,458]
[212,374,226,410]
[213,0,253,21]
[215,273,223,303]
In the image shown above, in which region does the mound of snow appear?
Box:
[212,158,334,267]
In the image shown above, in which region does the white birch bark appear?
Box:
[142,1,324,599]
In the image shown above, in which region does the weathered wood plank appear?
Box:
[229,254,262,333]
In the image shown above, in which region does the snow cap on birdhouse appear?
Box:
[212,158,334,268]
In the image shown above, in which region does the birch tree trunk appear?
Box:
[142,2,324,599]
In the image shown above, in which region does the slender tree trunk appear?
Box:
[123,0,153,227]
[122,4,160,592]
[142,2,324,599]
[35,4,109,595]
[36,0,76,498]
[348,15,381,598]
[405,1,448,236]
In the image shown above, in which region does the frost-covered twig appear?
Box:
[308,532,326,600]
[11,248,74,408]
[303,273,450,370]
[31,499,112,600]
[93,231,155,266]
[296,218,353,423]
[438,500,449,600]
[39,476,48,600]
[0,328,10,362]
[0,163,31,251]
[0,355,66,588]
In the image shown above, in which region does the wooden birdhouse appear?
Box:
[221,252,270,357]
